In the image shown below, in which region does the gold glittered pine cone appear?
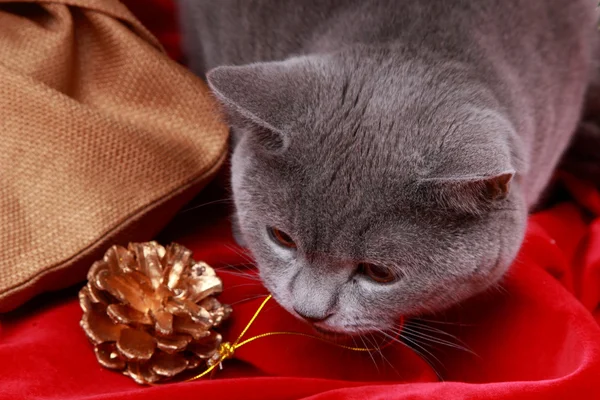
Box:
[79,242,232,384]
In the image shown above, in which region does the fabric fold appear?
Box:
[0,0,228,312]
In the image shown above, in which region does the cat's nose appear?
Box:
[293,307,330,323]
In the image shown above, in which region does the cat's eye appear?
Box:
[267,227,297,249]
[358,263,396,283]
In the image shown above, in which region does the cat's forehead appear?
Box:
[284,67,510,187]
[261,141,415,226]
[286,99,431,186]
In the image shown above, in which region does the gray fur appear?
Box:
[177,0,599,334]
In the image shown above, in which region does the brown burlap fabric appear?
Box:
[0,0,228,312]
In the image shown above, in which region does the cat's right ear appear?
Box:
[206,59,312,152]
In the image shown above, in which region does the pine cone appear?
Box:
[79,242,232,384]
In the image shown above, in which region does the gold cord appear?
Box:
[186,295,400,381]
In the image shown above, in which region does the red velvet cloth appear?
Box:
[2,2,600,399]
[2,173,600,399]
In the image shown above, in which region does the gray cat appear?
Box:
[177,0,599,335]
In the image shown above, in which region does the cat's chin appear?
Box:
[311,325,361,345]
[311,325,397,350]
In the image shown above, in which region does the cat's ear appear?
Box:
[206,58,311,151]
[418,107,521,213]
[420,171,515,214]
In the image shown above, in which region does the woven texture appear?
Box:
[0,0,229,312]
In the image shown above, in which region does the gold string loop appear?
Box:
[217,342,236,361]
[186,295,401,382]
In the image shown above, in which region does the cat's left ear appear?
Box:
[206,57,313,150]
[420,170,515,214]
[417,108,521,213]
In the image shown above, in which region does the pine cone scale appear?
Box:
[126,362,160,385]
[81,302,124,344]
[95,343,127,370]
[117,328,156,361]
[151,352,189,377]
[155,334,192,353]
[152,309,174,335]
[107,303,152,326]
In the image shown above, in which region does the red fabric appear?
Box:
[2,1,600,399]
[2,174,600,399]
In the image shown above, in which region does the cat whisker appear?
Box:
[224,244,256,265]
[397,325,478,356]
[403,322,478,358]
[411,316,474,327]
[376,328,444,381]
[218,268,262,282]
[491,281,510,295]
[388,325,452,351]
[219,266,258,275]
[404,321,473,347]
[403,321,459,337]
[359,334,380,372]
[219,273,262,284]
[228,294,270,307]
[218,263,262,281]
[178,198,234,214]
[222,283,265,291]
[366,332,402,378]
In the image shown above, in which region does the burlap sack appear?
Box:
[0,0,228,312]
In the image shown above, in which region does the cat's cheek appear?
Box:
[492,207,528,277]
[229,143,250,199]
[245,232,302,307]
[230,213,247,247]
[255,264,297,314]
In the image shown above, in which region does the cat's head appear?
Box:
[207,51,527,335]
